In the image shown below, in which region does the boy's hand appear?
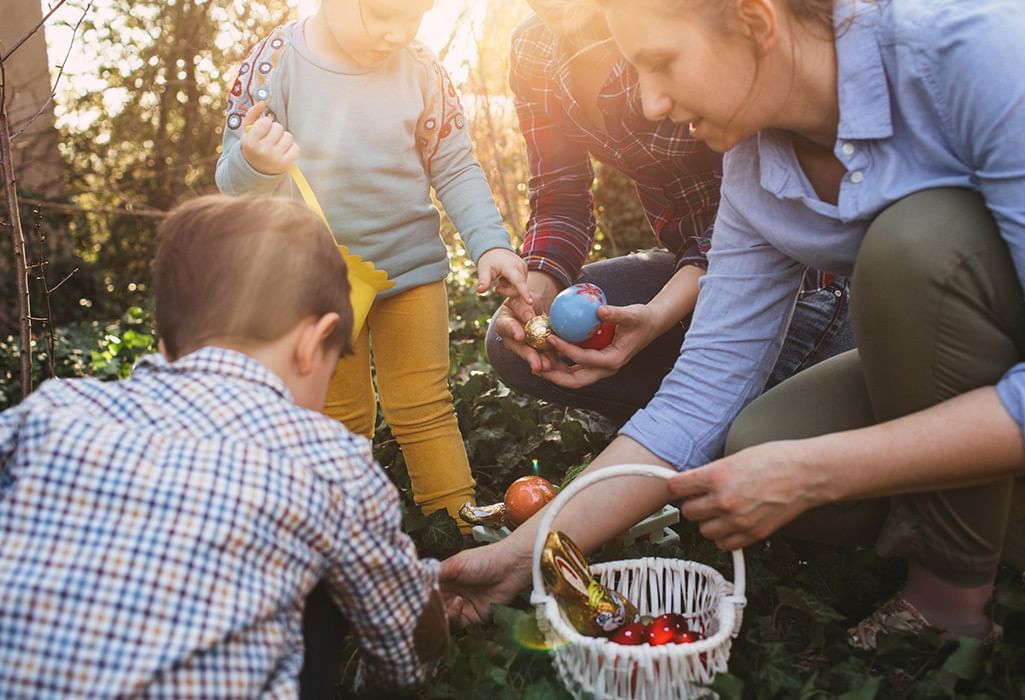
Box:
[413,588,449,662]
[476,248,532,304]
[241,101,300,175]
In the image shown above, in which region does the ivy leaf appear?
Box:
[941,636,985,681]
[707,672,745,700]
[775,586,845,625]
[521,678,567,700]
[836,675,881,700]
[756,658,802,697]
[416,509,463,560]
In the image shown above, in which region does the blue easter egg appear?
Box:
[549,283,606,343]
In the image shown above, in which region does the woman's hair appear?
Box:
[593,0,835,33]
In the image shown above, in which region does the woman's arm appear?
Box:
[441,434,676,627]
[670,387,1025,551]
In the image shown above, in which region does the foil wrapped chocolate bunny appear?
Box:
[540,531,637,637]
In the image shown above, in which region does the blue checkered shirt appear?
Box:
[0,347,439,698]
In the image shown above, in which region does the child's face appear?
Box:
[323,0,435,67]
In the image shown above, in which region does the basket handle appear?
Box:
[530,463,746,605]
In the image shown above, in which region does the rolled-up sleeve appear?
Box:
[926,1,1025,440]
[620,180,805,469]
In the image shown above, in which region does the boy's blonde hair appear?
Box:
[153,194,353,359]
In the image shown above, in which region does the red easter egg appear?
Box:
[609,622,646,645]
[578,321,617,350]
[503,476,557,526]
[674,629,704,644]
[646,613,685,646]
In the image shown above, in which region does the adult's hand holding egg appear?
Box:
[548,283,616,346]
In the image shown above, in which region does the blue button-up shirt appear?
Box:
[0,347,438,697]
[622,0,1025,468]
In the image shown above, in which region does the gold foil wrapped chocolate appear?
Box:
[540,531,637,636]
[524,314,552,350]
[459,502,508,528]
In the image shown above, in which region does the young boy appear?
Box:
[216,0,531,528]
[0,195,447,697]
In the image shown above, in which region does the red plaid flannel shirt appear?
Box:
[510,14,724,286]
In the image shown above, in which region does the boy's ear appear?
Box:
[295,313,341,375]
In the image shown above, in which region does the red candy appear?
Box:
[609,622,647,645]
[578,321,617,350]
[674,629,704,644]
[645,613,686,646]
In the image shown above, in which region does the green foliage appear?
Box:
[1,277,1024,699]
[368,276,1025,700]
[0,306,155,409]
[4,3,1022,695]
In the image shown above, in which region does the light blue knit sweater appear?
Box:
[215,21,513,296]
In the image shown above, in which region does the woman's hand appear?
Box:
[668,440,822,550]
[539,302,661,389]
[492,271,562,373]
[440,540,532,628]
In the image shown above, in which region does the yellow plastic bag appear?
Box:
[288,164,394,341]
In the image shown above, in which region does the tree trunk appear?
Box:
[1,0,69,338]
[1,0,64,195]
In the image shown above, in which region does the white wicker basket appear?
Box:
[530,464,747,700]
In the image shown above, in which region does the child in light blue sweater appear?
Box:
[216,0,529,525]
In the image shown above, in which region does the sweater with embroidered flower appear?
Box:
[215,21,512,297]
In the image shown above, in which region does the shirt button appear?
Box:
[850,170,865,184]
[841,142,855,156]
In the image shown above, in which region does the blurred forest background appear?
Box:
[0,0,647,404]
[4,2,1024,698]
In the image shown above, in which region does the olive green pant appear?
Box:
[726,189,1025,586]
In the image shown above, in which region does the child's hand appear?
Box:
[476,248,532,303]
[240,101,300,175]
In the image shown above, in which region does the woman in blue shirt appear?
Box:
[441,0,1025,647]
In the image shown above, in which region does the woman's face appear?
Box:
[604,1,775,152]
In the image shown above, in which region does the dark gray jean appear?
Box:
[486,249,855,426]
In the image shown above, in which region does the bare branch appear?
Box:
[0,58,34,397]
[19,197,167,219]
[47,267,79,294]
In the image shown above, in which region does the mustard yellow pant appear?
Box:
[323,281,475,523]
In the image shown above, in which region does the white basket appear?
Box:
[530,464,747,700]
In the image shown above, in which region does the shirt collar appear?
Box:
[134,346,293,402]
[834,0,892,140]
[757,0,891,198]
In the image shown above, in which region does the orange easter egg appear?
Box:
[504,476,558,526]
